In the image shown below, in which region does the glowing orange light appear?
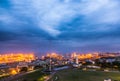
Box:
[10,70,17,75]
[0,53,35,64]
[71,53,100,60]
[46,53,63,60]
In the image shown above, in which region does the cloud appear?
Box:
[1,0,120,53]
[0,13,15,25]
[85,0,120,23]
[0,0,120,36]
[20,0,77,36]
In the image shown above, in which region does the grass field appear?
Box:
[0,74,10,80]
[12,69,49,81]
[49,69,120,81]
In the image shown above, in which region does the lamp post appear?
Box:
[49,55,52,71]
[49,39,52,72]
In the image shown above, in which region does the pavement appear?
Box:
[45,66,70,81]
[45,72,56,81]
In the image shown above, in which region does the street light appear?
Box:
[49,55,52,71]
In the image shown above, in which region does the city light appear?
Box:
[71,52,99,60]
[10,69,17,75]
[0,53,35,64]
[46,53,63,60]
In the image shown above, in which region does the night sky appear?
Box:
[0,0,120,55]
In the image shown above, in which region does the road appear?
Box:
[45,66,70,81]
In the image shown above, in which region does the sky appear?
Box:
[0,0,120,55]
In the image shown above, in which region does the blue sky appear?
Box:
[0,0,120,54]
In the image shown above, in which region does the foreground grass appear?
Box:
[12,69,48,81]
[0,74,10,80]
[49,69,120,81]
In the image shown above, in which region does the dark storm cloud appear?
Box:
[0,27,55,41]
[0,31,17,41]
[58,28,120,41]
[0,0,11,9]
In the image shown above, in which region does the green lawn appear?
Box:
[49,69,120,81]
[12,69,49,81]
[0,74,10,80]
